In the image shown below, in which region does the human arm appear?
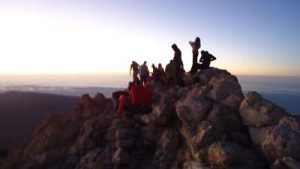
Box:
[199,55,204,62]
[189,41,194,47]
[129,65,132,75]
[199,39,201,48]
[210,54,216,61]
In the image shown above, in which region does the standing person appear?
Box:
[130,61,140,82]
[139,61,150,84]
[165,60,174,86]
[189,37,201,74]
[129,80,143,107]
[158,63,164,73]
[141,78,152,112]
[151,64,159,82]
[199,50,216,70]
[171,44,184,85]
[158,63,166,84]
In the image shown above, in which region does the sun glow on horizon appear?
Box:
[0,1,299,77]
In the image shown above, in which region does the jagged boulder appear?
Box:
[188,122,216,162]
[262,116,300,161]
[208,141,250,168]
[159,129,180,155]
[154,88,178,125]
[71,112,114,156]
[140,124,164,146]
[271,157,300,169]
[24,116,83,157]
[207,76,243,101]
[248,125,275,146]
[207,105,241,133]
[112,148,132,167]
[154,129,180,169]
[183,161,211,169]
[220,94,243,111]
[240,92,288,127]
[176,90,212,125]
[152,82,168,104]
[75,147,115,169]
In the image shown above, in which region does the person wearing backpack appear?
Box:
[172,44,185,85]
[139,61,150,84]
[199,50,216,70]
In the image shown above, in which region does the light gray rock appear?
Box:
[176,96,211,124]
[239,91,288,127]
[112,148,132,166]
[248,125,275,146]
[262,116,300,161]
[271,157,300,169]
[183,161,211,169]
[208,141,246,168]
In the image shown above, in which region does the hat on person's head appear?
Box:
[171,44,177,49]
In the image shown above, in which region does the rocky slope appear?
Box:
[1,68,299,169]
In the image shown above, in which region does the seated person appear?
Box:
[198,50,216,70]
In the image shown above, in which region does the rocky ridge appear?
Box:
[1,68,299,169]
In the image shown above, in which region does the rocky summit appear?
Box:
[1,68,299,169]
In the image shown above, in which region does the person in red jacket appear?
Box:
[141,79,152,108]
[130,80,143,107]
[116,94,127,118]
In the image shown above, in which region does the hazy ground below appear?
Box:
[0,91,78,150]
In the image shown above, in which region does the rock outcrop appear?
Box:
[1,67,299,169]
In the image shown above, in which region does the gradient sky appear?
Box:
[0,0,299,76]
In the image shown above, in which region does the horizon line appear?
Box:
[0,72,300,78]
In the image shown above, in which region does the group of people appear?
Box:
[113,79,152,118]
[113,37,217,118]
[189,37,216,74]
[130,61,166,84]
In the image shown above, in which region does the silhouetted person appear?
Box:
[165,60,174,86]
[172,44,184,85]
[151,64,160,82]
[130,80,143,108]
[130,61,140,82]
[189,37,201,74]
[199,50,216,70]
[139,61,150,84]
[141,78,152,112]
[158,63,166,84]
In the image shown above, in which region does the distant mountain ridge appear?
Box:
[0,86,123,98]
[0,91,79,149]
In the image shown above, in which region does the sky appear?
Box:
[0,0,299,76]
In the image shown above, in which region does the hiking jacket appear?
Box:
[141,83,152,106]
[130,86,143,106]
[139,64,149,77]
